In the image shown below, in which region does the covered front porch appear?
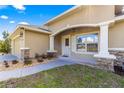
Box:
[48,23,116,60]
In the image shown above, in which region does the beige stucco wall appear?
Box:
[55,27,99,58]
[46,5,114,33]
[88,5,114,23]
[109,21,124,48]
[25,30,49,57]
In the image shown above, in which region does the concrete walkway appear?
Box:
[0,58,75,81]
[0,56,96,81]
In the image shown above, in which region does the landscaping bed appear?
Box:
[0,58,55,72]
[0,64,124,88]
[0,52,57,71]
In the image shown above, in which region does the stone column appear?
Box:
[94,23,116,71]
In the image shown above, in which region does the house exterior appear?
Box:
[9,25,51,58]
[10,5,124,70]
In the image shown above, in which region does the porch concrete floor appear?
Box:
[59,56,97,66]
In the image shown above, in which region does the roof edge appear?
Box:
[43,5,81,25]
[9,24,51,39]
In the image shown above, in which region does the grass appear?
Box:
[0,64,124,88]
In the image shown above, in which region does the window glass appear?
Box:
[65,38,69,46]
[76,33,98,52]
[77,43,86,52]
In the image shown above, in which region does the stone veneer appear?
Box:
[109,50,124,66]
[96,50,124,72]
[96,58,115,71]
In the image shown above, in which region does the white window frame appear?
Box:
[72,31,99,55]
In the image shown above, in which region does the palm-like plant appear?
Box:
[0,31,11,53]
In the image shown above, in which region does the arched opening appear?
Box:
[54,26,100,59]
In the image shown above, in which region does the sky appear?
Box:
[0,5,74,39]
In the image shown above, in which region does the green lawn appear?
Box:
[0,64,124,88]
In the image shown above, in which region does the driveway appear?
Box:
[0,54,19,62]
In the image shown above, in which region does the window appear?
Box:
[76,33,98,53]
[115,5,124,16]
[65,38,69,46]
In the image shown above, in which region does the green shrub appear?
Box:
[0,31,11,53]
[24,58,32,65]
[37,57,44,63]
[35,53,40,59]
[47,52,57,59]
[41,54,47,59]
[4,61,9,68]
[12,60,19,64]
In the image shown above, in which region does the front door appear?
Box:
[62,35,70,56]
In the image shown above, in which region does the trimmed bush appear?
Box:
[37,57,44,63]
[12,60,19,64]
[114,66,124,76]
[35,53,40,59]
[41,54,47,59]
[4,61,9,68]
[24,57,32,65]
[47,52,57,59]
